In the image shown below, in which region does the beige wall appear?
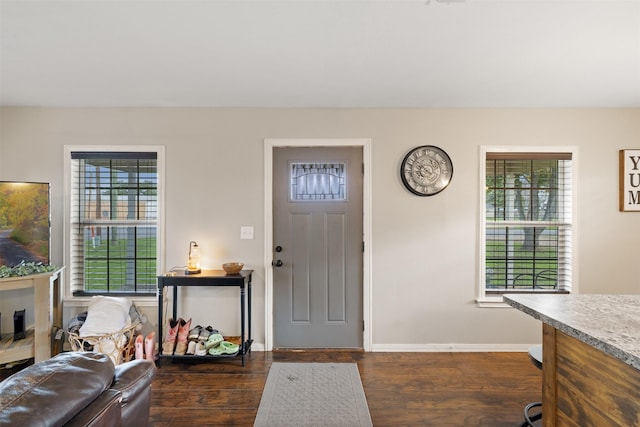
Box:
[1,107,639,350]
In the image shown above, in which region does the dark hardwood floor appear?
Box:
[150,350,541,426]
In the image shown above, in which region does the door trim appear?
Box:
[264,138,372,351]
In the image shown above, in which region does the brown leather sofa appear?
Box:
[0,351,155,426]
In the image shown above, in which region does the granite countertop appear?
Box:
[504,294,640,370]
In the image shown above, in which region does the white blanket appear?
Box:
[79,296,132,336]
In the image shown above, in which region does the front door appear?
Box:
[272,146,363,348]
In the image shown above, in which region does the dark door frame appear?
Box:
[264,138,372,351]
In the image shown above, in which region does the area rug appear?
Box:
[254,362,373,427]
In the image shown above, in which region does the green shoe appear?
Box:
[204,333,223,349]
[220,341,239,354]
[208,346,224,356]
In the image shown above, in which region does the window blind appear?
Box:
[70,152,158,295]
[485,152,572,293]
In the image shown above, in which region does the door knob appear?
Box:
[272,260,283,267]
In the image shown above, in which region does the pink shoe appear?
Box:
[174,318,192,356]
[162,318,180,355]
[145,331,156,361]
[134,334,144,360]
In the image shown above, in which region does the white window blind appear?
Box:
[484,151,572,295]
[70,151,158,295]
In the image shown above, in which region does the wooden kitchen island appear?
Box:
[504,294,639,427]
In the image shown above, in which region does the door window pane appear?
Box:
[290,162,346,201]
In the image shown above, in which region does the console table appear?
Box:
[0,268,64,364]
[157,269,253,366]
[504,294,640,427]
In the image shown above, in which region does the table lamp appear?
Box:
[186,241,201,274]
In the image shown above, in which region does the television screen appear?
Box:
[0,181,51,267]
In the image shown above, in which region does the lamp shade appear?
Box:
[187,241,201,274]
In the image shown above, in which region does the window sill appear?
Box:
[476,297,512,308]
[63,295,158,308]
[477,289,571,308]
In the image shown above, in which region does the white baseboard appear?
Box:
[251,343,266,351]
[371,343,534,352]
[250,343,533,352]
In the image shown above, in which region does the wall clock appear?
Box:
[400,145,453,196]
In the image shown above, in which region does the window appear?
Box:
[290,162,346,201]
[478,147,576,304]
[66,147,163,296]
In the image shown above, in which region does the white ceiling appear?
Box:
[1,0,639,108]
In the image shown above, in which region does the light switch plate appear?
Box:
[240,226,254,240]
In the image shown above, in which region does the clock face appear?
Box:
[400,145,453,196]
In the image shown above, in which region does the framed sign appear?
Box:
[619,149,640,211]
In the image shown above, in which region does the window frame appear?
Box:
[63,145,165,301]
[477,145,579,307]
